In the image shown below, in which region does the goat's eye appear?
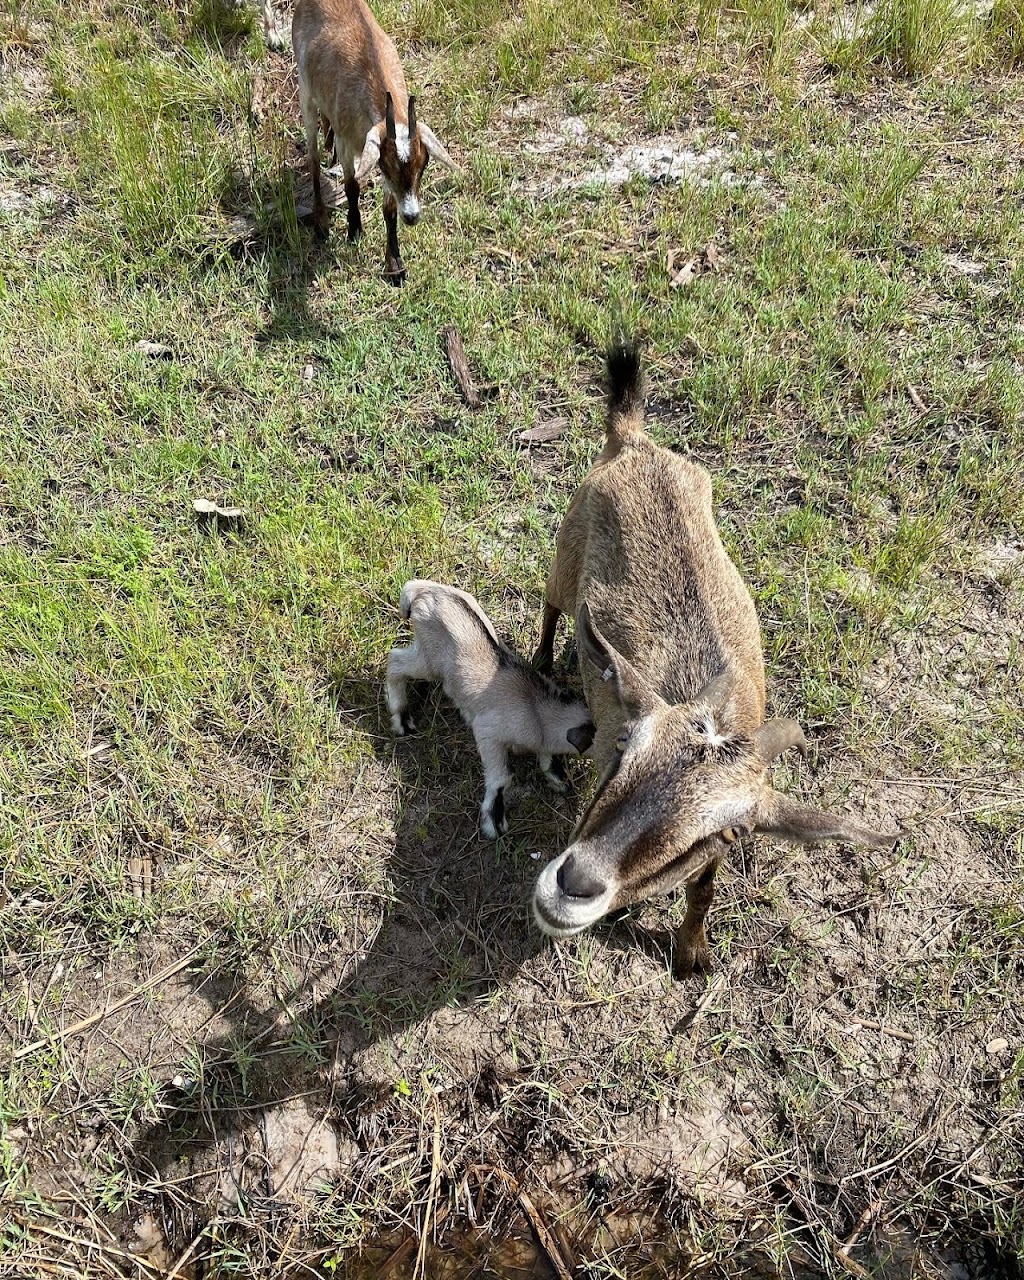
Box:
[721,827,739,844]
[615,732,629,753]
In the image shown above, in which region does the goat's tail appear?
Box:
[604,338,646,453]
[398,579,428,621]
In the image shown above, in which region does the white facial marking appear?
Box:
[400,193,421,220]
[395,124,411,162]
[699,713,728,748]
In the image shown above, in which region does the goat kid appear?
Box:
[531,341,900,977]
[387,581,594,840]
[292,0,458,282]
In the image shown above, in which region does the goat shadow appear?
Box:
[126,664,678,1215]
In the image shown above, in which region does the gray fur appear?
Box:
[387,580,593,840]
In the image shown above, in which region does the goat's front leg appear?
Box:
[382,191,405,285]
[673,856,719,979]
[386,644,430,735]
[532,602,561,673]
[339,156,362,243]
[472,725,512,840]
[537,754,568,793]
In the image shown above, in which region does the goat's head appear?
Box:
[355,93,458,226]
[532,603,900,939]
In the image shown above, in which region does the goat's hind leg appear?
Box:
[299,84,329,239]
[386,644,430,735]
[472,724,512,840]
[532,602,561,674]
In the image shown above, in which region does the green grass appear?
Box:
[0,0,1022,1275]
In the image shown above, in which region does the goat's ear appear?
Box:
[354,123,384,183]
[752,718,808,764]
[385,91,397,140]
[756,792,901,848]
[417,123,460,172]
[566,721,595,755]
[577,602,662,718]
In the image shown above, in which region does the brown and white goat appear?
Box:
[291,0,458,282]
[531,342,900,977]
[387,581,594,840]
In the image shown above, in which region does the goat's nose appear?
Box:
[403,209,420,225]
[556,855,606,900]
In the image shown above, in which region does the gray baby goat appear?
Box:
[387,580,594,839]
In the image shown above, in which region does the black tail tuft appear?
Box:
[605,337,644,439]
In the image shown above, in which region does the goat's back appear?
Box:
[293,0,409,138]
[556,437,766,742]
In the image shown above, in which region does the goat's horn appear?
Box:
[408,94,417,135]
[695,670,732,710]
[385,92,397,139]
[753,718,808,763]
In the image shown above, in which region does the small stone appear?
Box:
[738,1100,755,1116]
[302,364,315,382]
[986,1038,1009,1055]
[530,850,542,860]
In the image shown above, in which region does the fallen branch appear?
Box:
[13,943,205,1060]
[441,325,481,409]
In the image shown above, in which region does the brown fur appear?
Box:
[291,0,457,280]
[531,342,900,976]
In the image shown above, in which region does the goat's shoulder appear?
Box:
[496,644,579,706]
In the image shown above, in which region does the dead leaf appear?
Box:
[519,420,566,444]
[907,384,927,412]
[986,1038,1009,1055]
[669,256,697,289]
[704,240,722,271]
[136,340,173,359]
[193,498,245,529]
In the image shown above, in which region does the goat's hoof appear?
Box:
[265,31,287,52]
[384,262,407,287]
[390,711,415,736]
[347,228,362,244]
[313,222,329,243]
[542,770,568,795]
[673,941,714,981]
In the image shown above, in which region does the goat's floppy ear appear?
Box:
[756,792,901,848]
[753,718,808,764]
[566,721,595,755]
[354,123,384,183]
[417,123,460,172]
[577,602,662,718]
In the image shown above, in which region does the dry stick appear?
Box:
[441,325,481,409]
[13,943,204,1060]
[840,1200,882,1255]
[780,1177,873,1280]
[476,1166,574,1280]
[165,1226,209,1280]
[843,1018,916,1044]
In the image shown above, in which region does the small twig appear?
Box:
[840,1199,882,1254]
[780,1177,873,1280]
[471,1166,573,1280]
[13,943,204,1060]
[441,324,481,409]
[841,1018,916,1044]
[165,1226,209,1280]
